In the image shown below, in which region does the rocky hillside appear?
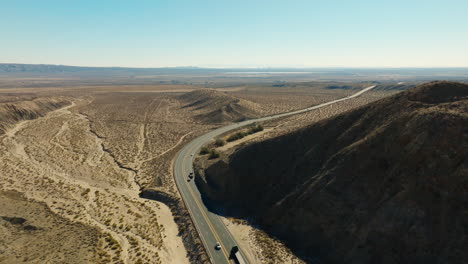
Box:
[0,97,71,135]
[178,89,262,123]
[195,81,468,263]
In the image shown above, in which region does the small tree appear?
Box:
[208,149,220,159]
[199,146,209,155]
[215,138,226,147]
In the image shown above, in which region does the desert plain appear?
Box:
[0,73,406,263]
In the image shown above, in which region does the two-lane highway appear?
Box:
[173,85,376,264]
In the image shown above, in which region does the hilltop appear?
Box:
[178,89,263,124]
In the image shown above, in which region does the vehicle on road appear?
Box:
[215,242,221,250]
[230,246,246,264]
[173,86,376,264]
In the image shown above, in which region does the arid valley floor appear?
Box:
[0,73,425,263]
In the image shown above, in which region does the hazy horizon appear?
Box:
[3,62,468,70]
[2,0,468,68]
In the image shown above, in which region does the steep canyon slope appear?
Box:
[0,97,71,135]
[196,81,468,264]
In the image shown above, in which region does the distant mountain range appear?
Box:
[0,63,204,73]
[1,63,467,73]
[1,63,468,83]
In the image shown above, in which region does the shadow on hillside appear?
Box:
[198,192,322,264]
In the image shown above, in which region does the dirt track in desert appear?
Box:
[0,98,188,264]
[0,82,397,264]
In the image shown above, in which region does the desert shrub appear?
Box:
[247,124,264,134]
[215,138,226,147]
[81,188,90,197]
[226,125,264,142]
[227,131,247,142]
[208,149,220,159]
[199,146,210,155]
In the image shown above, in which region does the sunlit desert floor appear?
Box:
[0,82,397,264]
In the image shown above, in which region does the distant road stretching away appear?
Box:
[173,85,376,264]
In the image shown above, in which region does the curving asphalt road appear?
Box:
[173,85,376,264]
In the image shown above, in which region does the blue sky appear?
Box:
[1,0,467,67]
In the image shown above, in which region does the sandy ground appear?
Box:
[0,190,99,263]
[221,218,263,264]
[221,217,305,264]
[79,92,215,191]
[0,99,188,264]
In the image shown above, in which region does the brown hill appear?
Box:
[178,89,261,123]
[195,81,468,263]
[0,97,71,135]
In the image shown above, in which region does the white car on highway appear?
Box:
[214,242,221,250]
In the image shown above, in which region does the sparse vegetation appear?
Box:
[208,149,220,159]
[214,138,226,147]
[248,124,264,134]
[227,131,247,142]
[226,124,264,142]
[199,146,210,155]
[81,188,91,197]
[0,74,400,264]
